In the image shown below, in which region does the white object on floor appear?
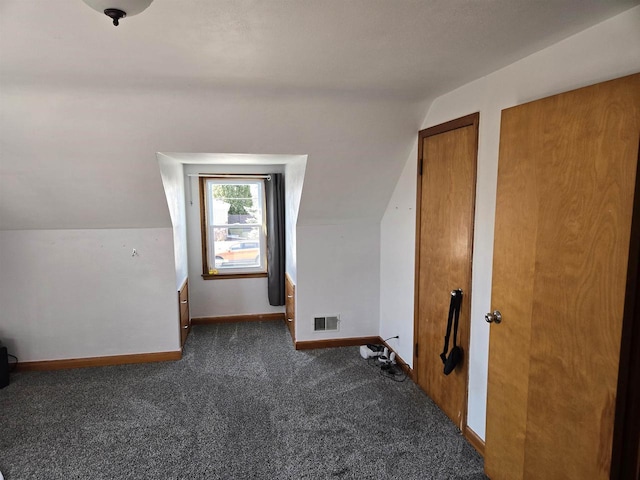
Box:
[359,345,381,359]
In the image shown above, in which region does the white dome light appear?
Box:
[82,0,154,26]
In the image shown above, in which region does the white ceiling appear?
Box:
[0,1,637,230]
[1,0,636,100]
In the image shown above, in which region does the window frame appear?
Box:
[199,176,268,280]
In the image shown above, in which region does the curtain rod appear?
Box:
[187,174,271,180]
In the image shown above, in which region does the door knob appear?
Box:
[183,325,188,329]
[181,300,188,304]
[287,318,293,322]
[485,310,502,324]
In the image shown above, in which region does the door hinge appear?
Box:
[415,342,419,358]
[418,158,423,176]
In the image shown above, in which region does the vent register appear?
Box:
[314,316,340,331]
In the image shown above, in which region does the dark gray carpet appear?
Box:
[0,321,485,479]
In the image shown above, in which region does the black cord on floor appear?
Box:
[379,363,409,382]
[363,352,409,382]
[366,356,381,368]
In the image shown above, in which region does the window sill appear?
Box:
[202,272,268,280]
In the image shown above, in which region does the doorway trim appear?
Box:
[611,141,640,479]
[413,112,480,438]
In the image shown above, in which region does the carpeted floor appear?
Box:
[0,321,486,479]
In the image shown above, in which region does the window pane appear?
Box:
[212,226,262,270]
[211,183,263,226]
[203,178,267,276]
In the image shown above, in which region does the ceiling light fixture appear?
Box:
[82,0,154,26]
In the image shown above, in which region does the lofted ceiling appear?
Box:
[0,0,637,230]
[1,0,636,99]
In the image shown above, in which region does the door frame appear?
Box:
[611,142,640,479]
[413,112,479,435]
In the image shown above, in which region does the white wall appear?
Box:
[284,157,307,284]
[0,79,419,361]
[158,153,189,290]
[379,6,640,441]
[0,84,419,231]
[296,222,380,341]
[379,144,419,359]
[0,228,180,362]
[184,163,285,318]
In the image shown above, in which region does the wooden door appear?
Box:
[414,113,478,429]
[179,279,190,348]
[485,74,640,480]
[285,273,295,342]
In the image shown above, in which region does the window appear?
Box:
[200,177,267,278]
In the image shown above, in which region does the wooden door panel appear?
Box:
[523,76,639,479]
[486,74,640,480]
[484,105,540,479]
[416,116,478,429]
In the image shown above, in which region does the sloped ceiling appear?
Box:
[0,0,636,230]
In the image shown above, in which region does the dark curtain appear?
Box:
[266,173,285,306]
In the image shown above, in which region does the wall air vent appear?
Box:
[314,315,340,331]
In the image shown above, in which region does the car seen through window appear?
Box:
[215,241,260,266]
